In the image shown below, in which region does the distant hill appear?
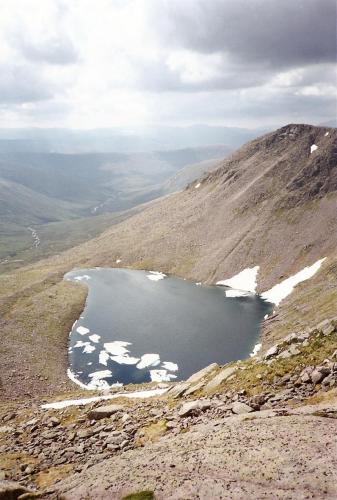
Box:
[0,125,266,154]
[0,145,231,268]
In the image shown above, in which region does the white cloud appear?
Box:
[0,0,334,128]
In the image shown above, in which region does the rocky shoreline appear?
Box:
[1,318,336,498]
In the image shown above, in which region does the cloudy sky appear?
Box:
[0,0,336,129]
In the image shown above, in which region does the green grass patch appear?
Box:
[122,491,155,500]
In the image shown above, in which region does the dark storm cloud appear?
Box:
[152,86,336,127]
[153,0,336,67]
[133,57,275,92]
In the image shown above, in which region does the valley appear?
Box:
[0,145,230,271]
[0,124,336,499]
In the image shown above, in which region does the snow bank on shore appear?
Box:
[217,266,259,293]
[261,258,326,306]
[42,388,168,410]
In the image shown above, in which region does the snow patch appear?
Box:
[42,388,168,409]
[76,326,90,335]
[217,266,259,293]
[310,144,318,153]
[261,258,326,306]
[137,353,161,369]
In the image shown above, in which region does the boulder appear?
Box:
[0,426,13,434]
[204,366,237,392]
[232,402,254,414]
[322,374,337,388]
[186,363,219,384]
[178,400,212,417]
[249,395,266,409]
[300,372,312,383]
[184,381,205,397]
[317,319,336,336]
[264,345,279,360]
[311,367,330,385]
[87,404,124,420]
[48,416,60,427]
[0,480,40,499]
[283,333,302,345]
[166,382,190,399]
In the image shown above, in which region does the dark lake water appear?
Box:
[65,268,270,390]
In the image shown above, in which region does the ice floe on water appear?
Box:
[162,361,178,371]
[88,370,113,389]
[146,271,167,281]
[110,354,140,365]
[77,326,90,335]
[72,338,179,388]
[99,350,110,366]
[150,369,177,382]
[310,144,318,153]
[74,340,90,348]
[137,353,161,369]
[261,258,326,306]
[217,266,259,293]
[42,388,168,410]
[74,275,91,281]
[89,334,100,343]
[250,343,262,357]
[104,341,131,356]
[83,344,96,354]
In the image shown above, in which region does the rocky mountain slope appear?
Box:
[0,123,337,499]
[1,123,336,399]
